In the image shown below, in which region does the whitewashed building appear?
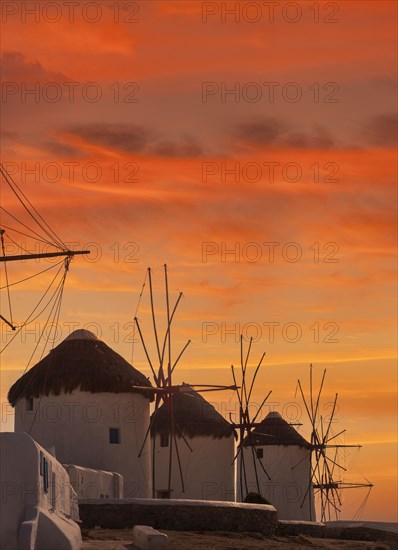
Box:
[0,432,81,550]
[8,329,153,498]
[151,385,236,502]
[238,411,315,520]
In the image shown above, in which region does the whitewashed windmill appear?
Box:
[232,340,372,521]
[229,336,271,498]
[231,337,314,519]
[151,384,236,501]
[8,329,154,498]
[238,410,315,520]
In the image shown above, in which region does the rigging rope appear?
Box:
[0,206,60,249]
[41,257,70,357]
[131,269,148,365]
[23,262,69,371]
[1,260,66,353]
[0,223,59,248]
[27,258,71,434]
[0,164,67,250]
[352,486,372,520]
[17,264,67,330]
[1,231,13,325]
[0,258,64,290]
[3,231,37,257]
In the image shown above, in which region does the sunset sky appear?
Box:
[0,0,397,521]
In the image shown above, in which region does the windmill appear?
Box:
[296,364,373,522]
[231,337,314,521]
[231,344,372,522]
[229,336,272,500]
[0,162,89,360]
[131,265,238,498]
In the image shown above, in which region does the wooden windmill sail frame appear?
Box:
[228,341,372,521]
[0,162,90,354]
[296,364,373,522]
[132,265,238,498]
[229,336,271,500]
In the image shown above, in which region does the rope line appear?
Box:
[0,206,59,249]
[0,260,66,353]
[0,260,64,290]
[131,269,148,364]
[0,164,67,250]
[1,231,13,324]
[27,259,70,434]
[0,223,58,248]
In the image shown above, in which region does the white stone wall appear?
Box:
[63,464,123,500]
[14,389,151,498]
[0,432,81,550]
[238,444,315,521]
[153,433,235,501]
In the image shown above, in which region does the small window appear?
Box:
[160,432,169,448]
[109,428,120,444]
[256,448,264,459]
[26,398,34,411]
[39,451,44,475]
[43,457,49,493]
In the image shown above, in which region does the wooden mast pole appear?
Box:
[0,250,90,262]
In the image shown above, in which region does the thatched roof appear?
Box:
[243,411,311,449]
[8,329,153,406]
[151,385,235,439]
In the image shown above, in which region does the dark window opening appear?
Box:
[256,448,264,459]
[43,457,49,493]
[160,432,169,447]
[26,398,34,411]
[109,428,120,444]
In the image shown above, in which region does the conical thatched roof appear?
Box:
[8,329,153,406]
[151,385,235,439]
[243,411,311,449]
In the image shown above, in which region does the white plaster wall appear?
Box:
[0,432,80,550]
[153,434,235,502]
[14,389,151,498]
[237,445,315,520]
[63,464,123,499]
